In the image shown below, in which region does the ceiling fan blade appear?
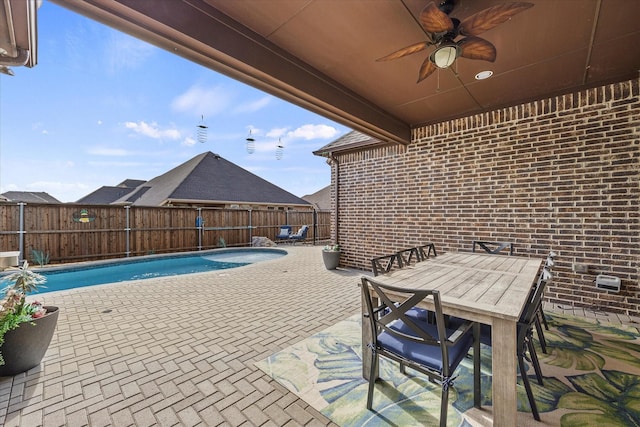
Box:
[376,41,430,61]
[458,37,496,62]
[459,2,533,36]
[417,58,437,83]
[419,2,454,34]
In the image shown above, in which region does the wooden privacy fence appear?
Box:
[0,203,331,264]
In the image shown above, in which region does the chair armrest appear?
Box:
[363,303,388,318]
[447,319,475,345]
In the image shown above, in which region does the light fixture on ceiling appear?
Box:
[276,138,284,160]
[196,115,208,143]
[475,70,493,80]
[429,39,459,69]
[246,129,255,154]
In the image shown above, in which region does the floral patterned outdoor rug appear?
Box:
[255,312,640,426]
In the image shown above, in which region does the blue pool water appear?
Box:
[15,249,286,294]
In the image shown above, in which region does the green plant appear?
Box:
[0,261,48,365]
[30,248,50,267]
[218,237,227,248]
[323,244,341,252]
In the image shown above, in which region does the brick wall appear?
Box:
[332,78,639,315]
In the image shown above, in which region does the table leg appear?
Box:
[491,318,518,426]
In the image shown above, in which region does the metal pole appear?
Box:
[125,205,131,257]
[248,209,253,246]
[197,207,203,250]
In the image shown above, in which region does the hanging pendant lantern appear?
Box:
[197,115,208,143]
[246,129,255,154]
[276,138,284,160]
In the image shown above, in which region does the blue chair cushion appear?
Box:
[378,318,473,373]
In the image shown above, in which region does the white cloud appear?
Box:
[171,84,233,116]
[182,136,197,147]
[233,96,272,113]
[266,127,288,138]
[288,124,339,140]
[106,33,155,74]
[124,121,182,140]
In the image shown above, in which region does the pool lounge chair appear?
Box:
[288,225,309,244]
[275,226,292,241]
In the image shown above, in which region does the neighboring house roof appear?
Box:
[111,151,312,207]
[117,179,146,188]
[0,191,61,204]
[302,186,330,211]
[76,179,145,204]
[76,186,140,204]
[313,130,391,157]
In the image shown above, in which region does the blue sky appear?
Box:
[0,2,348,203]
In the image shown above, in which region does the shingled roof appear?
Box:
[313,130,391,157]
[76,179,143,204]
[0,191,61,204]
[109,152,311,208]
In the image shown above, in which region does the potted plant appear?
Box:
[0,261,59,376]
[322,244,341,270]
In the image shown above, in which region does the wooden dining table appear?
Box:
[361,251,543,426]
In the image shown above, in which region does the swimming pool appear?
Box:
[9,248,286,294]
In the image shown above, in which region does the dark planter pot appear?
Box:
[0,306,59,376]
[322,250,341,270]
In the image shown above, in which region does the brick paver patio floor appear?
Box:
[1,246,363,426]
[1,246,637,426]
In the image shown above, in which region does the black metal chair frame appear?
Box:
[370,253,403,276]
[417,243,437,260]
[514,266,551,421]
[396,247,421,267]
[472,240,514,256]
[361,277,480,427]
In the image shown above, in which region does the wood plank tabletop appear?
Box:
[368,252,543,324]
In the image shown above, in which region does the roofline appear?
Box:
[162,199,312,208]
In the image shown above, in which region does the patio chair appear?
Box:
[360,277,480,427]
[533,251,556,353]
[447,265,552,421]
[288,225,309,243]
[370,253,403,276]
[472,240,514,256]
[275,225,292,241]
[417,243,437,260]
[396,247,420,267]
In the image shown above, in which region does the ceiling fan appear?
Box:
[377,0,533,82]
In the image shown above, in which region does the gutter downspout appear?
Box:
[327,154,339,245]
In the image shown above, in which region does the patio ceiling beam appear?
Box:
[50,0,411,145]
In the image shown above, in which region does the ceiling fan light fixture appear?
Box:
[430,42,459,69]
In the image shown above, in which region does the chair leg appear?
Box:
[366,352,378,410]
[539,304,549,330]
[526,338,544,386]
[534,315,548,354]
[518,355,541,421]
[440,382,449,427]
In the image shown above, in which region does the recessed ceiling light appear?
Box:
[475,70,493,80]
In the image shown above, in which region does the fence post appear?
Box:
[18,202,25,262]
[125,205,131,257]
[248,209,253,246]
[196,207,203,250]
